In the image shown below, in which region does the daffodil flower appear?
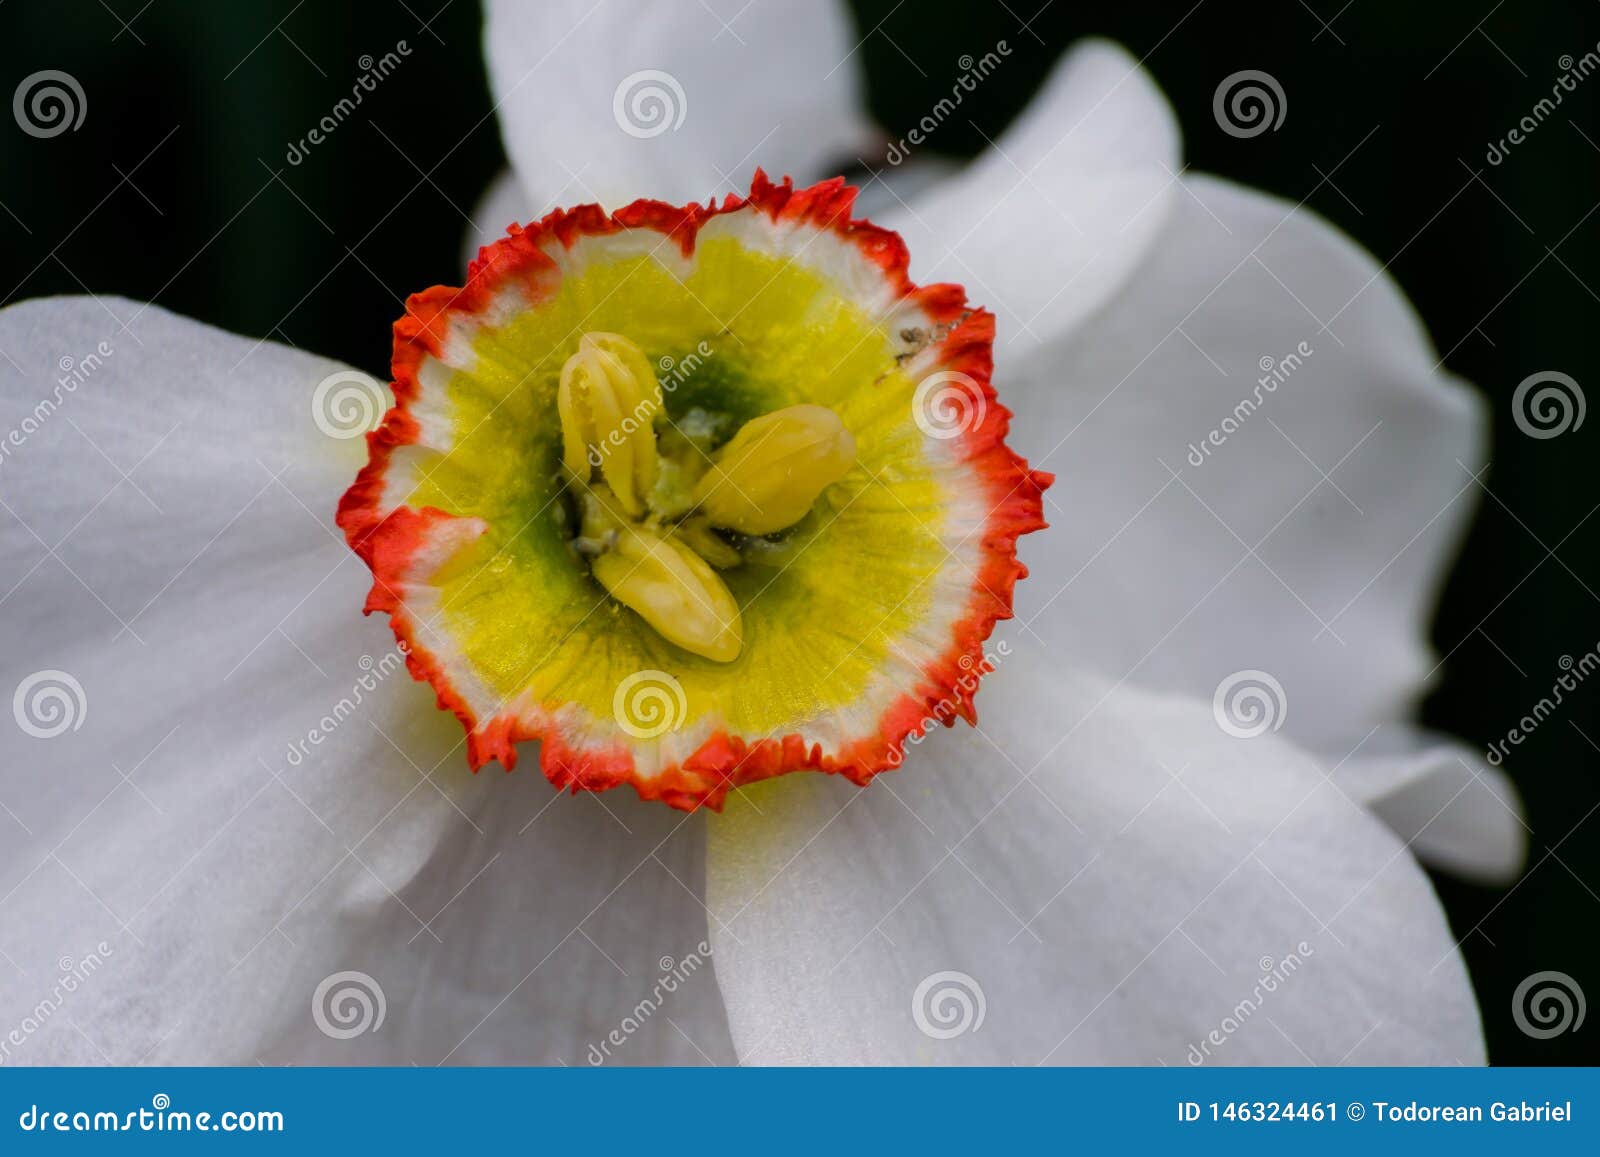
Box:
[337,169,1047,809]
[0,1,1520,1066]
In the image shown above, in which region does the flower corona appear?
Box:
[338,173,1050,810]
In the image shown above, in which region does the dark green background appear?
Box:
[1,0,1594,1065]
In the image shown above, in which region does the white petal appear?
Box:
[483,0,874,210]
[999,174,1518,878]
[0,298,729,1065]
[1343,736,1526,886]
[707,638,1484,1065]
[876,40,1181,366]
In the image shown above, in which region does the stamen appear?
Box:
[558,333,663,516]
[574,485,742,662]
[691,404,856,535]
[676,516,743,569]
[592,524,744,663]
[559,348,852,662]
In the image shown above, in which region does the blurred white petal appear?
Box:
[1344,736,1526,885]
[985,172,1517,879]
[878,40,1181,366]
[483,0,874,213]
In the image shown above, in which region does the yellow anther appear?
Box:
[690,404,855,535]
[558,332,663,517]
[675,516,743,569]
[591,523,744,662]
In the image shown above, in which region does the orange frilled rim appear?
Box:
[336,171,1052,812]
